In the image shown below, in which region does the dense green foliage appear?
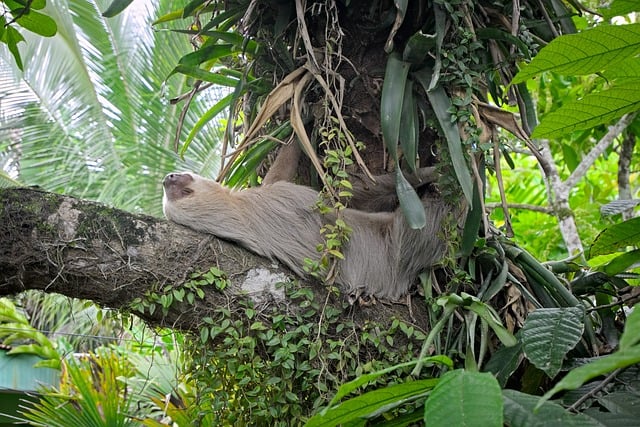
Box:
[1,0,639,425]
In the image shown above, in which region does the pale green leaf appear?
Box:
[599,0,640,19]
[512,23,640,84]
[600,249,640,275]
[424,370,502,427]
[521,307,584,378]
[619,303,640,350]
[531,83,640,138]
[590,217,640,257]
[327,356,452,407]
[306,379,437,426]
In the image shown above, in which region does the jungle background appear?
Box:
[0,0,639,425]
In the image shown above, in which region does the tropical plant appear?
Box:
[0,0,227,215]
[1,0,639,425]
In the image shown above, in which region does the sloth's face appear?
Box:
[162,172,196,203]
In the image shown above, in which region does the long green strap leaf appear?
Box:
[413,67,474,206]
[382,53,426,228]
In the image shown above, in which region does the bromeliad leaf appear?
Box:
[381,53,410,161]
[413,67,474,206]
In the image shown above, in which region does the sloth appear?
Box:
[162,168,448,299]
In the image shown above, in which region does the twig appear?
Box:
[567,368,622,412]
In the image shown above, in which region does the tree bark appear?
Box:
[0,187,428,333]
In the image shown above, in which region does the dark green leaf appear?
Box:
[484,340,524,387]
[521,307,584,378]
[381,53,410,162]
[101,0,134,17]
[459,180,482,257]
[178,43,234,67]
[424,370,503,427]
[413,67,474,206]
[476,28,531,59]
[403,31,436,64]
[3,24,25,71]
[503,389,602,427]
[600,249,640,275]
[399,80,417,172]
[169,64,240,86]
[396,169,426,229]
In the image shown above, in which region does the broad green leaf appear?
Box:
[599,0,640,19]
[380,53,409,162]
[424,370,502,427]
[403,31,436,64]
[11,8,57,37]
[590,217,640,257]
[512,23,640,84]
[101,0,134,17]
[619,303,640,350]
[484,340,524,387]
[521,307,584,378]
[603,57,640,81]
[413,67,474,206]
[327,356,452,407]
[503,389,602,427]
[539,347,640,407]
[561,143,579,172]
[600,249,640,275]
[306,379,438,426]
[531,83,640,138]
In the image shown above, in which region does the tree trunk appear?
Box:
[0,187,429,334]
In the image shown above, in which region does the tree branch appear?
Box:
[0,188,428,333]
[564,113,636,192]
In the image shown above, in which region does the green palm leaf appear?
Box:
[0,0,226,215]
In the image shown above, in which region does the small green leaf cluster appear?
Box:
[0,0,57,70]
[130,267,222,316]
[182,280,427,424]
[306,124,358,278]
[0,297,60,369]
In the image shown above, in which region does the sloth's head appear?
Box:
[163,172,196,203]
[162,172,221,220]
